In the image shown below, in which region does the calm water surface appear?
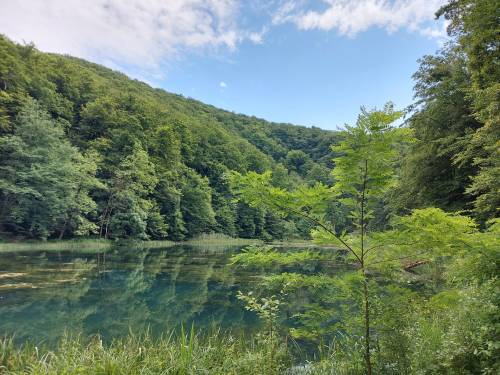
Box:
[0,243,346,345]
[0,244,261,344]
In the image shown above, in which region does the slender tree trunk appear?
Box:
[58,218,68,240]
[104,208,112,239]
[99,207,107,238]
[360,159,372,375]
[99,195,113,238]
[362,269,372,375]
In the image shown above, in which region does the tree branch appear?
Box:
[367,248,432,267]
[364,241,420,256]
[267,200,363,265]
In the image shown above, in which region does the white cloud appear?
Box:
[247,26,269,44]
[273,0,448,39]
[0,0,262,77]
[0,0,449,80]
[219,81,227,88]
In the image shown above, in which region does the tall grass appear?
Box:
[0,235,259,254]
[0,239,111,253]
[0,329,292,375]
[186,233,262,247]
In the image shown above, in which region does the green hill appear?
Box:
[0,35,339,241]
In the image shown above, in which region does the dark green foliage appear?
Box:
[0,35,338,240]
[179,168,216,237]
[394,47,481,212]
[397,0,499,222]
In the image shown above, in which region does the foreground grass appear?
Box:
[0,328,375,374]
[0,330,293,375]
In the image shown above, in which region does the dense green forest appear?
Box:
[0,34,341,241]
[0,0,499,374]
[0,0,497,243]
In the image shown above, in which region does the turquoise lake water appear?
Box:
[0,243,347,345]
[0,244,256,344]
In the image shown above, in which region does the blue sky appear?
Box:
[162,24,443,129]
[1,0,448,130]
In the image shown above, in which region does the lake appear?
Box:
[0,243,349,346]
[0,244,252,344]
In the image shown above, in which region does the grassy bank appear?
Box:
[0,234,261,253]
[0,331,293,375]
[0,330,365,374]
[185,233,262,247]
[0,239,112,253]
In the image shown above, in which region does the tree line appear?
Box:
[0,35,338,241]
[0,0,497,244]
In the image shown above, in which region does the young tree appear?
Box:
[231,103,411,374]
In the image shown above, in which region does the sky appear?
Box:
[0,0,449,130]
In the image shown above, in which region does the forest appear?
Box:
[0,0,498,374]
[0,32,341,242]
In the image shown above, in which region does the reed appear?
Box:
[0,239,111,253]
[186,233,262,247]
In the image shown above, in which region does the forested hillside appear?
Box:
[393,0,499,222]
[0,0,497,244]
[0,35,339,241]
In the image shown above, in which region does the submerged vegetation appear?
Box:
[0,0,499,374]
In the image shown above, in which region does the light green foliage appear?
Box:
[236,291,284,331]
[332,103,408,200]
[0,99,98,239]
[231,244,360,342]
[236,288,287,364]
[230,170,333,223]
[231,103,411,262]
[231,246,326,268]
[367,207,499,276]
[367,207,474,266]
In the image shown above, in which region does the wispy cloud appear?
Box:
[0,0,448,80]
[220,81,228,88]
[0,0,262,77]
[272,0,448,38]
